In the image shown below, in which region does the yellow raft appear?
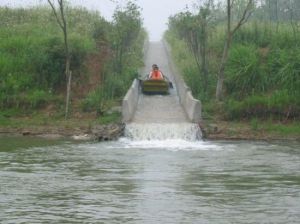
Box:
[141,78,170,94]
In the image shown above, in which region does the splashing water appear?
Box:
[124,123,202,141]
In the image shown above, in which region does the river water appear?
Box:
[0,136,299,223]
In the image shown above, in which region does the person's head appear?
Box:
[152,64,159,70]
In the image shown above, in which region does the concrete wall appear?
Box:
[122,78,140,122]
[122,40,149,123]
[163,40,202,123]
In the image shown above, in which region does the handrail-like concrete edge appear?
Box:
[163,39,202,123]
[122,39,149,123]
[122,78,140,122]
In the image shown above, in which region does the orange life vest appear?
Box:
[150,70,163,80]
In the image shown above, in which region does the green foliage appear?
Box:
[167,14,300,120]
[0,6,95,91]
[168,4,214,94]
[265,122,300,136]
[233,21,272,47]
[97,112,121,124]
[0,89,54,110]
[165,31,216,101]
[36,37,66,89]
[0,3,146,118]
[110,1,142,75]
[225,44,266,98]
[81,87,106,114]
[250,117,259,131]
[97,2,145,101]
[26,90,52,108]
[222,23,300,120]
[233,21,300,49]
[225,90,299,120]
[267,48,300,94]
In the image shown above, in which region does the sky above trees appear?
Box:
[0,0,194,40]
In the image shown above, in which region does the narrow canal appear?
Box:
[1,136,299,223]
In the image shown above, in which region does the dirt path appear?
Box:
[132,41,188,123]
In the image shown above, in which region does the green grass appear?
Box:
[0,6,104,110]
[225,91,299,120]
[265,122,300,136]
[96,112,122,124]
[0,116,99,129]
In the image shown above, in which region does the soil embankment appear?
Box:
[1,42,298,142]
[0,123,125,141]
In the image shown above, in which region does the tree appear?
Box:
[111,1,142,76]
[168,0,215,95]
[47,0,71,119]
[216,0,254,101]
[102,1,142,99]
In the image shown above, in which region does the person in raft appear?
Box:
[148,64,164,80]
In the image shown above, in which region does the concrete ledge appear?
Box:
[122,40,149,123]
[122,79,139,122]
[163,40,202,122]
[185,91,202,122]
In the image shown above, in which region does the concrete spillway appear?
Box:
[122,41,202,140]
[132,42,187,123]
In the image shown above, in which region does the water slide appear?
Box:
[133,42,187,123]
[122,41,202,140]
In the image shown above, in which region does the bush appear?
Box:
[233,21,271,47]
[267,48,300,94]
[35,37,66,89]
[81,87,106,114]
[26,90,52,109]
[97,112,121,124]
[0,89,53,110]
[225,44,266,98]
[225,91,299,120]
[0,7,104,110]
[165,31,216,101]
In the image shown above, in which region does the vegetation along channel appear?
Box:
[0,0,299,223]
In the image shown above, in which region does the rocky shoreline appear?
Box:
[0,122,299,142]
[0,123,125,141]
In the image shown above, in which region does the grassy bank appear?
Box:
[0,4,145,130]
[165,20,300,140]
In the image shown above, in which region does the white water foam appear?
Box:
[116,122,222,151]
[124,123,202,141]
[118,138,223,151]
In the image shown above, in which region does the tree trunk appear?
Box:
[65,69,71,120]
[216,37,230,100]
[47,0,72,119]
[216,0,231,101]
[215,0,253,101]
[61,1,71,119]
[201,41,208,94]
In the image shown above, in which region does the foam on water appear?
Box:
[117,138,224,151]
[118,122,226,151]
[124,123,202,141]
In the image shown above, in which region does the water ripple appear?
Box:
[0,138,300,223]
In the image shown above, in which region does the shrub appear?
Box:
[225,44,266,98]
[225,91,299,120]
[97,112,121,124]
[267,48,300,94]
[233,21,271,47]
[81,87,106,115]
[26,90,52,109]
